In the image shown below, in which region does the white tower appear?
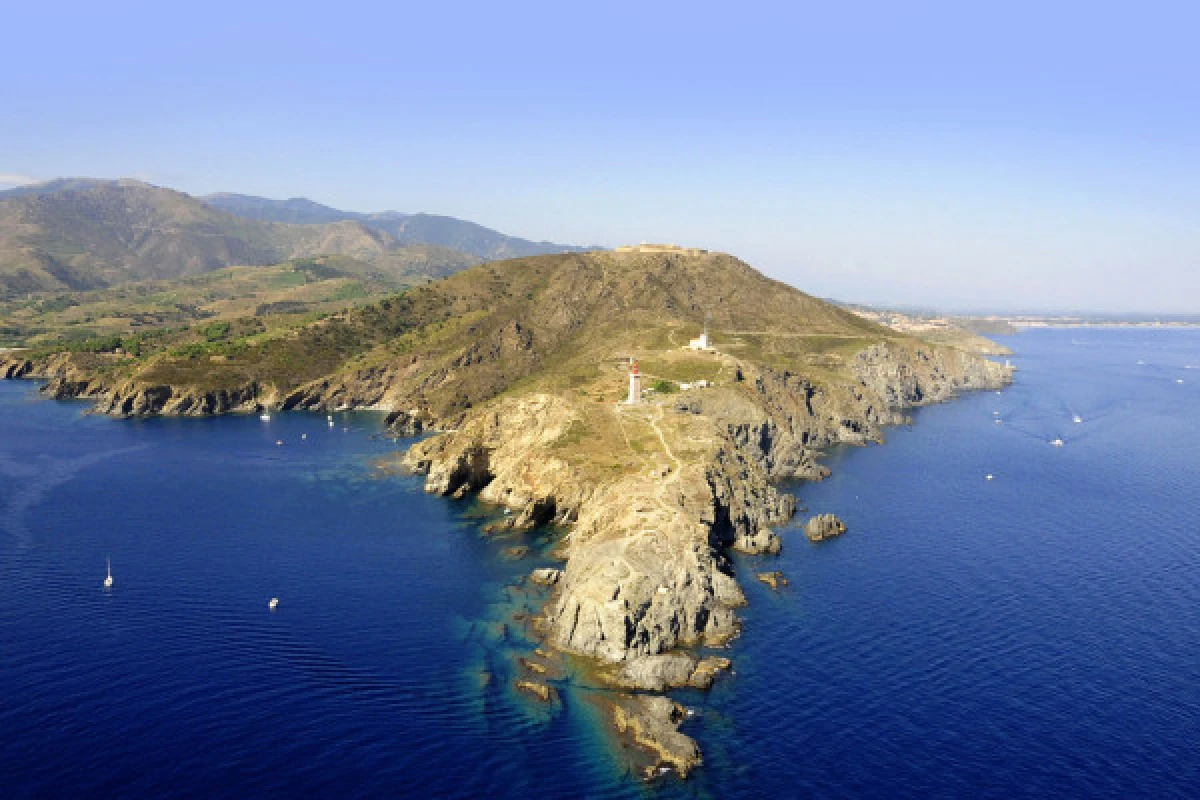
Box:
[627,359,642,405]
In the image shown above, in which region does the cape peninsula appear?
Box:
[1,248,1010,776]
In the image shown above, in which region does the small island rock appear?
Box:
[804,513,847,542]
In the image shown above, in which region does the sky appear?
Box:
[2,0,1198,313]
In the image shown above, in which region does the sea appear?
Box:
[1,327,1197,799]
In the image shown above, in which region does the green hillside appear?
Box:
[0,252,469,349]
[13,249,898,413]
[0,180,479,299]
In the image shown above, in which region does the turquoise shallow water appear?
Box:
[1,327,1198,798]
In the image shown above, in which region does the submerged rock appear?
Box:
[519,656,549,676]
[515,680,559,704]
[804,514,847,542]
[756,571,788,590]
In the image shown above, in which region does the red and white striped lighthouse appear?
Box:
[627,359,642,405]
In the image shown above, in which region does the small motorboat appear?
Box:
[103,557,113,589]
[268,597,279,611]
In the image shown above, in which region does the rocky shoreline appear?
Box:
[394,342,1008,774]
[1,340,1009,776]
[1,246,1012,780]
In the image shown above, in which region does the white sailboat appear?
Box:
[103,557,113,589]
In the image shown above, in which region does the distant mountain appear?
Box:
[198,193,355,225]
[201,193,590,261]
[0,177,121,198]
[0,180,481,298]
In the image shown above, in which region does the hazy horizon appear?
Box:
[3,1,1197,314]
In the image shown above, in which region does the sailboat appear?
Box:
[103,557,113,589]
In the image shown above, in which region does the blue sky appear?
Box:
[3,0,1198,312]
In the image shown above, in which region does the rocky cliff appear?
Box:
[402,340,1007,664]
[396,339,1007,773]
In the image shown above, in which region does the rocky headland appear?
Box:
[1,249,1010,776]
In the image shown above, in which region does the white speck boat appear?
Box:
[1073,415,1083,424]
[1051,438,1065,447]
[103,557,113,589]
[269,597,279,611]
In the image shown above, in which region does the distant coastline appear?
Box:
[845,304,1200,340]
[1008,320,1200,329]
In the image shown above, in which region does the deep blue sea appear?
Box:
[1,328,1198,799]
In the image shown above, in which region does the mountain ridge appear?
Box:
[200,191,593,260]
[0,179,589,299]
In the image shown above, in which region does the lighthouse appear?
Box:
[627,359,642,405]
